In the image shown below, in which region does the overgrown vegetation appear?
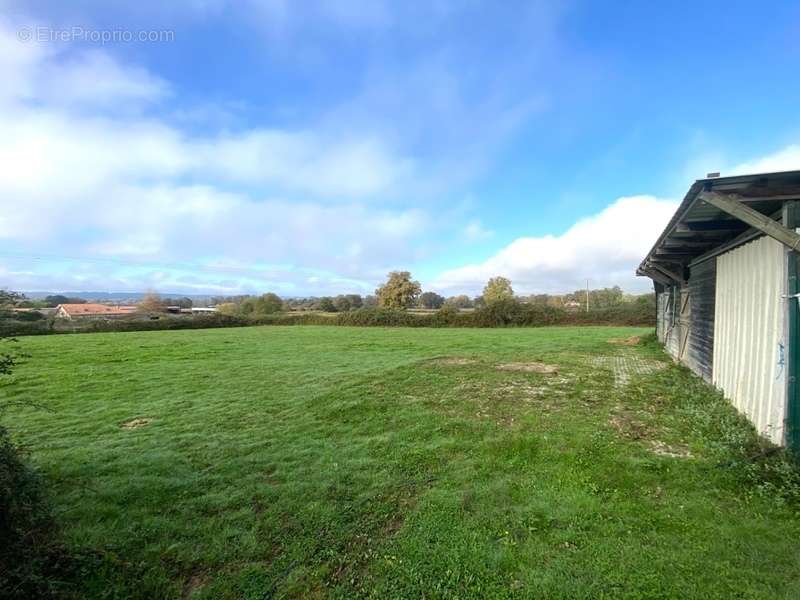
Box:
[3,326,800,598]
[0,338,65,598]
[0,279,656,337]
[0,298,655,337]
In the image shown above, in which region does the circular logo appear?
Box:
[17,27,33,42]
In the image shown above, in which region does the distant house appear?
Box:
[55,304,137,320]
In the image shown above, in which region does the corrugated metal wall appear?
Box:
[713,236,786,445]
[688,259,716,382]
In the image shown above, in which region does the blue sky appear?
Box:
[1,1,800,296]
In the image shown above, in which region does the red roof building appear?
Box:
[55,304,137,320]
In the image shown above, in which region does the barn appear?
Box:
[638,170,800,449]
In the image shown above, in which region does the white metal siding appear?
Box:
[713,236,786,444]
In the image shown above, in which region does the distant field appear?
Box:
[3,326,800,598]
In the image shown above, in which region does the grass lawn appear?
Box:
[3,325,800,599]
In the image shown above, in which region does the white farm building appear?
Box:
[638,170,800,447]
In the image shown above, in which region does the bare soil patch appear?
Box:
[496,362,558,374]
[608,335,642,346]
[429,357,478,366]
[649,440,693,459]
[120,417,152,429]
[445,373,576,426]
[609,411,693,458]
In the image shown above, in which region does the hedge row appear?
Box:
[0,301,654,336]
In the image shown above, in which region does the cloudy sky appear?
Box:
[1,1,800,297]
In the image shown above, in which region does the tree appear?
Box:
[318,297,336,312]
[445,295,473,309]
[345,294,363,310]
[376,271,421,309]
[332,294,364,312]
[333,295,352,312]
[418,291,445,309]
[482,277,514,305]
[43,295,86,307]
[138,292,165,313]
[592,286,624,309]
[44,295,68,307]
[162,296,193,309]
[216,302,239,316]
[257,293,283,315]
[0,290,25,307]
[240,293,283,316]
[363,295,378,308]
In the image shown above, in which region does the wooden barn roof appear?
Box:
[638,169,800,284]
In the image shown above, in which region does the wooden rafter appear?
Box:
[639,267,671,285]
[698,191,800,251]
[649,263,684,283]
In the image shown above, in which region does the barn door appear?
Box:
[678,285,691,364]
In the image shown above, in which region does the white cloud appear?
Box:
[730,144,800,176]
[0,21,168,109]
[0,18,428,295]
[463,220,493,242]
[432,196,679,295]
[198,131,411,197]
[44,50,169,108]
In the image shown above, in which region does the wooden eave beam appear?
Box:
[698,191,800,251]
[649,263,685,283]
[638,267,671,286]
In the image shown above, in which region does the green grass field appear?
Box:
[3,325,800,599]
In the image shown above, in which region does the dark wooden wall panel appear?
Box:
[688,258,716,382]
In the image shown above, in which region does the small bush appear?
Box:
[431,304,461,327]
[334,307,427,327]
[0,310,44,322]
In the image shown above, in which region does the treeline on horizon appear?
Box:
[210,273,650,316]
[0,273,655,335]
[4,275,650,315]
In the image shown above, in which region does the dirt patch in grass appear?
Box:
[609,412,693,458]
[608,413,655,440]
[649,440,693,459]
[608,335,642,346]
[496,362,558,374]
[429,357,478,366]
[120,417,152,429]
[446,374,577,426]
